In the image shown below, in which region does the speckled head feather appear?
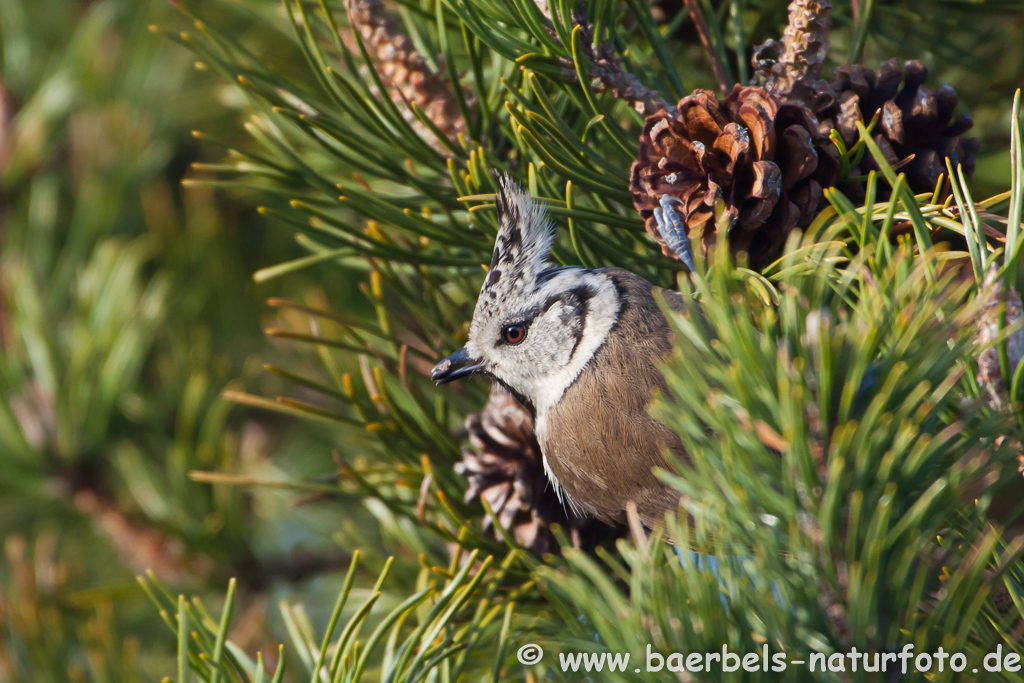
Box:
[464,177,623,419]
[482,175,555,300]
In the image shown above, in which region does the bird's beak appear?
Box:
[431,347,486,385]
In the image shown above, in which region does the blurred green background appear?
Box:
[0,1,364,678]
[1,0,1022,680]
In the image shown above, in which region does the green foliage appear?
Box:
[540,244,1022,679]
[0,532,151,683]
[0,0,336,677]
[140,550,518,683]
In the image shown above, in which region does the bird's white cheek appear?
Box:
[487,358,538,397]
[496,366,545,403]
[465,337,487,361]
[529,279,620,413]
[529,344,570,371]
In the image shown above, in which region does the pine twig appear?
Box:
[536,1,672,115]
[73,487,201,583]
[0,79,13,174]
[568,16,672,116]
[237,549,355,590]
[71,475,352,589]
[681,0,730,94]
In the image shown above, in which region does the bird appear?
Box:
[432,176,689,530]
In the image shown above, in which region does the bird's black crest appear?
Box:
[483,175,554,295]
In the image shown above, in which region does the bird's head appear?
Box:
[432,176,621,414]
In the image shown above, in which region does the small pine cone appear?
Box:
[976,268,1024,410]
[345,0,467,152]
[630,85,838,269]
[818,59,978,195]
[757,0,834,112]
[457,386,616,554]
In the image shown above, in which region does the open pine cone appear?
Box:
[457,386,617,554]
[630,84,838,269]
[818,59,978,196]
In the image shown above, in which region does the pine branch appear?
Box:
[232,548,355,590]
[0,79,13,176]
[533,1,672,116]
[73,487,201,584]
[141,550,517,682]
[681,0,731,94]
[566,13,672,117]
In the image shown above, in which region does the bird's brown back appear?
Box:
[538,268,685,528]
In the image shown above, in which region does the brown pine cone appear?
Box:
[630,84,838,269]
[818,59,978,196]
[457,386,617,554]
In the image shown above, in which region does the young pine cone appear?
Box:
[756,0,833,112]
[456,386,617,554]
[630,85,838,269]
[345,0,467,152]
[818,59,978,196]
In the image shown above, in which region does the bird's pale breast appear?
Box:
[537,269,686,528]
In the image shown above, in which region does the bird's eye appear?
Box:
[501,324,527,345]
